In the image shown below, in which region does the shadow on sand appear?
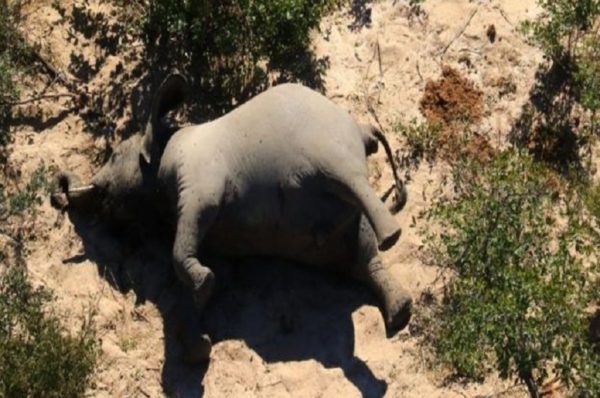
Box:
[62,212,388,398]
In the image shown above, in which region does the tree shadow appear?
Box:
[61,212,388,398]
[57,0,333,142]
[348,0,373,31]
[11,107,78,133]
[509,59,587,175]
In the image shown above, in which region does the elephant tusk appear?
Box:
[67,184,96,195]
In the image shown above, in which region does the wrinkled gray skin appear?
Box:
[53,75,412,363]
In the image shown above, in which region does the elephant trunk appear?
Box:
[50,171,97,211]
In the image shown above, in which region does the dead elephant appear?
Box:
[52,75,412,363]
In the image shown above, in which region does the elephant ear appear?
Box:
[141,73,188,165]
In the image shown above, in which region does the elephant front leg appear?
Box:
[171,202,220,363]
[352,216,412,335]
[173,204,219,313]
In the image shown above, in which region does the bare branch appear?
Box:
[11,93,78,106]
[439,9,478,58]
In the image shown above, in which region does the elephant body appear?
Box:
[53,77,412,363]
[161,84,389,265]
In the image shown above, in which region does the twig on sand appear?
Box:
[416,61,424,83]
[439,9,478,58]
[11,92,78,106]
[494,5,515,28]
[376,38,383,77]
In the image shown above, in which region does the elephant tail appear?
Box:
[361,124,407,214]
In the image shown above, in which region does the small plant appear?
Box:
[8,165,55,215]
[408,0,425,14]
[424,150,600,397]
[0,266,97,398]
[118,336,137,353]
[395,119,440,167]
[584,182,600,221]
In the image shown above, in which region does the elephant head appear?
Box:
[51,74,187,222]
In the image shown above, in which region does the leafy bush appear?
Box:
[0,0,23,146]
[0,266,97,398]
[143,0,338,116]
[425,150,600,397]
[7,166,55,216]
[522,1,600,67]
[517,1,600,172]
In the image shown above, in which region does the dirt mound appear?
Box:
[420,65,484,128]
[418,66,492,163]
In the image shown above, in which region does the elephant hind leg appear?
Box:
[324,166,401,251]
[363,259,412,333]
[352,216,412,334]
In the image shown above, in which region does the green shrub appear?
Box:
[522,1,600,65]
[395,119,440,167]
[517,1,600,172]
[425,150,600,397]
[8,165,55,216]
[584,182,600,221]
[0,266,97,398]
[0,0,23,146]
[523,0,600,114]
[143,0,338,115]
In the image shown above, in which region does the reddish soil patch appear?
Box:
[419,66,491,162]
[463,133,495,164]
[420,65,484,128]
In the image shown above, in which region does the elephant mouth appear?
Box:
[50,171,99,211]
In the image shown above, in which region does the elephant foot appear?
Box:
[191,267,215,313]
[378,227,401,251]
[384,293,412,336]
[182,334,212,365]
[361,260,413,335]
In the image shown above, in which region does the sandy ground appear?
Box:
[7,0,545,397]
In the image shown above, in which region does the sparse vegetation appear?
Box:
[0,0,24,146]
[7,166,55,216]
[517,0,600,173]
[395,119,440,168]
[0,162,96,398]
[0,266,97,398]
[422,150,600,397]
[118,336,138,353]
[408,0,425,14]
[584,182,600,221]
[394,117,493,170]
